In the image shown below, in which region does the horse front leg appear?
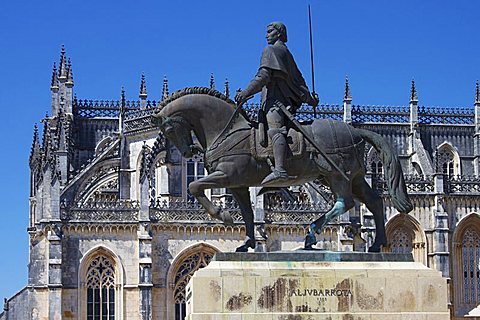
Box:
[230,187,256,252]
[188,171,233,226]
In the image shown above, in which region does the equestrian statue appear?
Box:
[153,22,413,253]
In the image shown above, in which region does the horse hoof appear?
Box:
[304,234,317,250]
[235,238,256,252]
[368,242,386,253]
[235,245,249,252]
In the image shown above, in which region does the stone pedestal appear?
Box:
[185,251,449,319]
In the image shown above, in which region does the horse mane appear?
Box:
[156,87,235,111]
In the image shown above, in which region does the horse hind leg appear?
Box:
[230,187,256,252]
[305,181,354,249]
[352,176,387,252]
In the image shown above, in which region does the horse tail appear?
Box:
[357,129,413,214]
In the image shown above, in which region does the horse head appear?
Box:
[154,87,239,159]
[156,114,196,158]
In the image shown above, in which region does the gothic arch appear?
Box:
[73,158,120,203]
[452,213,480,317]
[166,243,220,319]
[436,142,461,176]
[78,245,124,320]
[385,213,427,265]
[79,172,118,204]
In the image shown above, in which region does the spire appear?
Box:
[410,79,418,103]
[121,86,126,108]
[66,58,74,86]
[343,76,352,102]
[162,76,169,100]
[59,45,67,79]
[51,62,59,89]
[41,113,51,162]
[118,86,126,134]
[139,73,147,99]
[475,80,480,105]
[224,78,230,98]
[29,124,41,166]
[210,73,215,90]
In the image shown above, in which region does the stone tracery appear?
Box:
[85,255,116,320]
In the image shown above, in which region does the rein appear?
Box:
[208,99,251,153]
[204,102,252,170]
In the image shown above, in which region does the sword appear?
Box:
[277,103,349,182]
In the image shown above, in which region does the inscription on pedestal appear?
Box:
[186,253,450,320]
[291,288,353,297]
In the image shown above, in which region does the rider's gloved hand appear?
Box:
[235,90,248,107]
[308,92,320,107]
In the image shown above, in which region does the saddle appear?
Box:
[250,127,305,160]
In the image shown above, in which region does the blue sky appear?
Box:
[0,0,479,301]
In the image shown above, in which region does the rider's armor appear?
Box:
[240,40,317,185]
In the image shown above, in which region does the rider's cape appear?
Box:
[259,42,311,109]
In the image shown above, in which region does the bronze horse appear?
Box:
[154,87,413,252]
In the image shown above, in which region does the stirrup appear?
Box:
[261,169,289,186]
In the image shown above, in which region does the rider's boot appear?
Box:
[261,132,289,186]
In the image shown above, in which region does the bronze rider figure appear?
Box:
[235,21,319,186]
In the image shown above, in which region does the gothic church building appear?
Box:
[1,48,480,320]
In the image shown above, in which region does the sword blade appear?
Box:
[278,103,350,182]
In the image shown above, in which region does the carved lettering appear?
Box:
[290,288,353,297]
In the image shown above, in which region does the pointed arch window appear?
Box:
[385,214,426,265]
[436,147,456,177]
[452,215,480,317]
[461,228,480,305]
[86,255,116,320]
[173,250,215,320]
